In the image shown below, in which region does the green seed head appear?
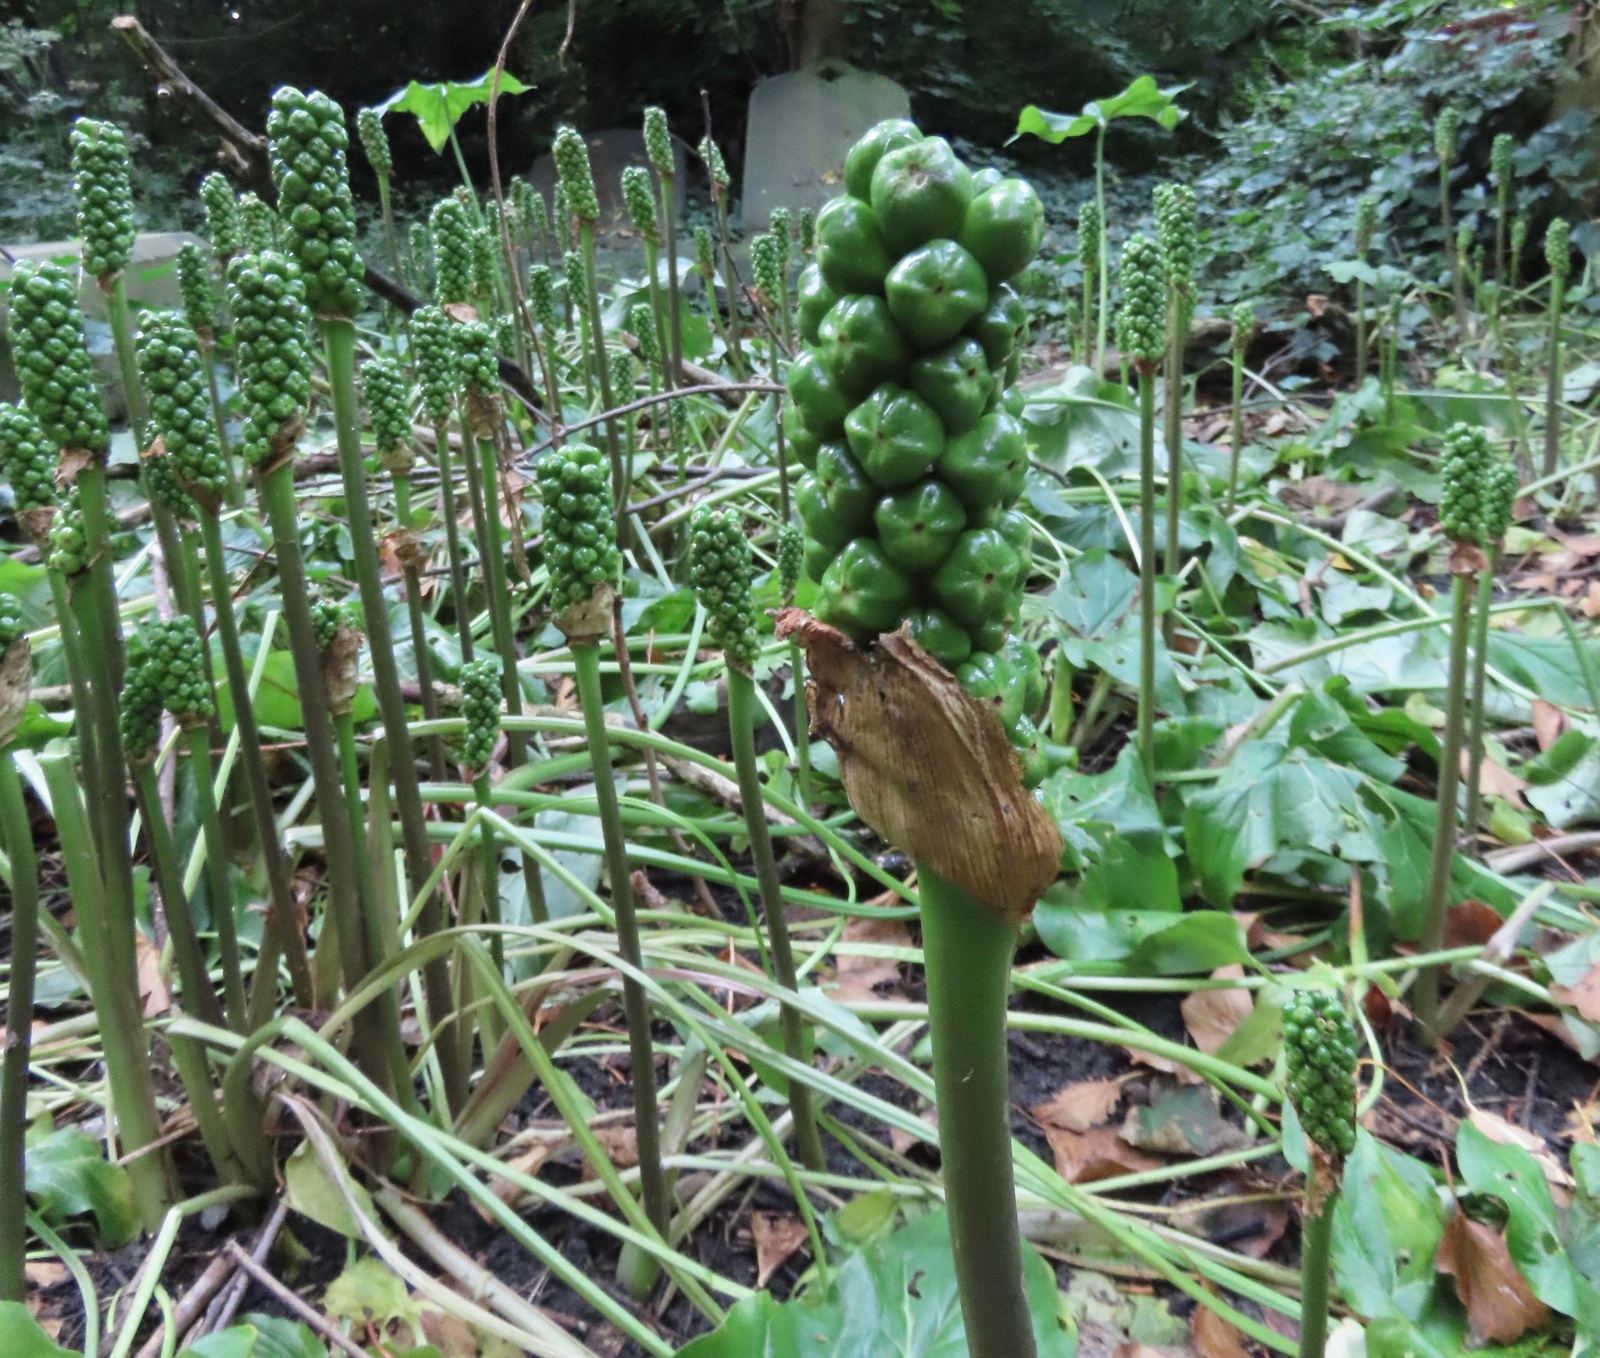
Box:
[629,302,659,368]
[120,642,163,764]
[1078,198,1102,273]
[527,183,550,241]
[562,248,585,319]
[496,315,516,358]
[552,126,599,223]
[1547,216,1571,280]
[1492,132,1514,185]
[1484,458,1517,545]
[621,165,657,240]
[536,442,621,613]
[454,321,498,397]
[137,311,230,506]
[1116,234,1166,367]
[643,106,673,176]
[609,347,634,397]
[1153,182,1197,291]
[430,197,475,306]
[0,403,58,513]
[1434,106,1460,164]
[226,252,313,466]
[70,117,136,280]
[356,106,392,178]
[688,506,759,672]
[6,259,111,455]
[177,242,217,337]
[551,183,570,246]
[141,425,198,521]
[528,265,558,333]
[148,615,215,727]
[362,356,413,461]
[459,655,502,770]
[770,207,792,273]
[1355,194,1378,255]
[798,205,816,254]
[694,224,715,276]
[47,486,86,576]
[405,220,431,293]
[511,177,536,229]
[411,306,458,425]
[238,192,278,253]
[471,225,499,303]
[1512,211,1528,258]
[200,172,243,258]
[750,232,781,301]
[1438,421,1497,545]
[1231,301,1254,351]
[0,594,25,653]
[777,521,803,604]
[1456,219,1473,261]
[309,597,360,654]
[1282,989,1358,1160]
[266,87,364,317]
[699,136,729,193]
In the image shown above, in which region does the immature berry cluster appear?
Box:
[266,87,364,317]
[529,266,558,334]
[1154,182,1197,299]
[789,120,1047,778]
[699,137,729,194]
[536,442,621,613]
[777,522,803,603]
[1231,301,1254,352]
[454,321,499,397]
[621,166,657,240]
[798,205,816,254]
[1116,235,1167,368]
[0,403,57,512]
[562,249,585,326]
[200,172,243,258]
[310,598,358,653]
[238,193,277,253]
[70,118,136,280]
[771,207,793,271]
[751,233,781,304]
[1434,106,1461,163]
[459,656,502,770]
[357,107,392,177]
[362,357,413,462]
[0,595,24,653]
[1354,195,1378,256]
[142,430,197,521]
[177,242,217,337]
[609,348,633,398]
[643,107,673,176]
[1282,989,1358,1160]
[47,489,86,576]
[1547,216,1571,280]
[226,252,313,466]
[1078,199,1102,276]
[688,507,760,673]
[120,641,164,764]
[410,306,458,424]
[1439,422,1515,546]
[552,127,599,223]
[694,225,716,279]
[472,226,498,305]
[143,616,214,727]
[138,312,230,505]
[630,303,659,368]
[7,260,112,454]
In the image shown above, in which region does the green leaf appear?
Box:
[0,1303,78,1358]
[377,72,531,154]
[1329,1130,1446,1323]
[676,1208,1073,1356]
[25,1127,137,1247]
[1524,722,1600,829]
[240,1317,326,1358]
[1014,75,1190,143]
[325,1258,426,1348]
[1287,682,1406,783]
[1034,897,1248,975]
[283,1138,375,1240]
[1019,368,1139,475]
[1517,728,1596,786]
[177,1328,259,1358]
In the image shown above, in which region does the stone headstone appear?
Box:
[742,61,911,231]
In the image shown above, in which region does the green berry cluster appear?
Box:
[1547,216,1571,280]
[410,306,458,424]
[751,232,781,303]
[643,107,673,176]
[1512,212,1528,259]
[310,597,359,653]
[47,488,86,575]
[621,165,657,240]
[1354,195,1378,256]
[798,205,816,254]
[120,641,164,763]
[142,427,198,521]
[1116,235,1166,367]
[694,225,715,278]
[511,178,536,233]
[562,249,584,328]
[1231,301,1254,352]
[143,615,215,727]
[362,357,413,461]
[551,184,570,246]
[6,260,111,454]
[266,87,364,317]
[528,185,551,246]
[200,172,243,258]
[630,302,659,368]
[770,207,793,272]
[552,126,599,223]
[177,241,217,337]
[789,120,1048,778]
[777,521,803,604]
[459,655,502,769]
[0,403,57,512]
[536,442,621,613]
[1153,182,1196,294]
[0,594,25,652]
[357,107,391,177]
[609,348,634,397]
[138,311,229,505]
[454,321,498,397]
[1282,990,1358,1160]
[70,118,136,280]
[405,220,431,294]
[472,225,498,305]
[1078,199,1102,275]
[226,252,313,466]
[699,137,729,193]
[238,193,277,253]
[1434,106,1461,163]
[529,265,558,334]
[1492,133,1514,185]
[1439,422,1515,546]
[688,507,760,673]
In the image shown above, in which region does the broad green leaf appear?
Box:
[0,1303,78,1358]
[25,1127,137,1247]
[178,1328,259,1358]
[324,1258,427,1347]
[1330,1131,1446,1322]
[1034,898,1247,975]
[377,72,531,153]
[1015,76,1190,143]
[1566,1144,1600,1289]
[677,1208,1072,1357]
[1046,549,1137,640]
[1287,683,1406,782]
[1517,728,1596,786]
[1525,722,1600,828]
[284,1138,375,1240]
[240,1316,326,1358]
[1019,367,1139,475]
[1213,988,1284,1068]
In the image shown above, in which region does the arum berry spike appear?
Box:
[1462,454,1516,858]
[1226,302,1252,511]
[1492,133,1514,292]
[1542,216,1569,477]
[200,171,243,261]
[431,196,476,307]
[1435,106,1465,327]
[644,105,683,384]
[1154,182,1195,584]
[1353,194,1377,381]
[412,306,474,658]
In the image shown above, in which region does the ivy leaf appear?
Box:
[0,1303,78,1358]
[1014,75,1190,143]
[377,71,531,154]
[25,1127,137,1247]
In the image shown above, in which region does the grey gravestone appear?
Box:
[742,60,911,231]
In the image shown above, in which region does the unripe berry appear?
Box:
[47,487,86,576]
[1116,234,1166,368]
[177,241,217,337]
[552,183,570,247]
[621,165,657,241]
[688,506,759,673]
[310,597,359,654]
[226,252,313,466]
[536,442,621,614]
[1434,106,1460,164]
[777,521,803,604]
[142,427,198,521]
[0,595,25,652]
[411,306,458,425]
[70,117,136,280]
[609,348,634,398]
[1355,195,1378,256]
[1456,219,1473,262]
[146,614,214,727]
[1484,458,1517,545]
[643,106,673,176]
[137,312,229,507]
[1231,301,1253,352]
[529,265,558,333]
[459,655,502,770]
[1512,212,1528,258]
[798,205,816,254]
[454,321,498,397]
[496,316,516,359]
[363,357,413,466]
[1153,182,1196,293]
[699,136,729,193]
[238,192,277,253]
[200,172,243,258]
[405,220,431,294]
[1439,421,1496,545]
[511,177,536,232]
[1282,989,1358,1160]
[6,259,111,454]
[552,126,599,223]
[471,225,499,304]
[1547,216,1571,280]
[527,183,550,244]
[694,224,715,277]
[1078,198,1102,275]
[266,87,364,317]
[357,106,392,178]
[120,642,163,765]
[562,249,584,329]
[1492,132,1514,186]
[770,207,792,276]
[630,303,659,368]
[750,232,781,302]
[430,197,475,306]
[0,403,57,512]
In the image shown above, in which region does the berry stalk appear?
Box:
[1226,303,1252,512]
[644,107,683,386]
[1542,217,1569,478]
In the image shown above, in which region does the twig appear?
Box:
[137,1200,286,1358]
[1484,830,1600,874]
[222,1241,368,1358]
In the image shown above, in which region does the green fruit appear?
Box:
[1282,989,1358,1159]
[7,260,112,455]
[993,506,1033,557]
[931,527,1022,626]
[363,356,413,462]
[47,487,86,576]
[237,192,277,254]
[816,538,914,640]
[266,87,364,318]
[843,118,921,201]
[430,197,475,306]
[870,136,972,256]
[0,403,58,513]
[200,172,243,258]
[629,302,659,368]
[1001,634,1045,712]
[177,241,217,337]
[796,261,839,344]
[965,283,1028,373]
[885,240,989,350]
[845,383,944,489]
[643,106,673,176]
[1548,216,1571,279]
[751,232,781,302]
[411,306,459,425]
[873,479,967,573]
[699,136,729,192]
[968,595,1019,653]
[120,643,163,764]
[960,178,1045,283]
[1116,233,1166,366]
[803,538,838,584]
[460,655,502,770]
[529,264,558,334]
[936,411,1027,514]
[815,196,893,296]
[357,106,391,177]
[777,522,804,603]
[144,615,214,726]
[904,605,971,668]
[536,442,622,612]
[807,442,878,544]
[621,165,657,240]
[689,506,760,672]
[818,294,909,397]
[956,649,1023,727]
[226,252,313,466]
[453,321,498,397]
[970,167,1004,192]
[787,348,853,438]
[908,336,994,435]
[553,125,600,222]
[1016,727,1050,789]
[137,311,230,505]
[782,403,821,470]
[70,118,136,280]
[1153,182,1197,295]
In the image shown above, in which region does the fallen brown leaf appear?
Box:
[1585,581,1600,619]
[1444,900,1504,948]
[1467,1107,1573,1196]
[1031,1079,1122,1133]
[1232,912,1265,950]
[1044,1126,1160,1184]
[1459,750,1526,808]
[487,1141,553,1208]
[826,914,911,1004]
[1533,699,1566,751]
[1437,1207,1550,1345]
[1181,966,1253,1056]
[752,1212,808,1287]
[889,1105,938,1155]
[420,1307,478,1357]
[584,1126,638,1173]
[134,933,169,1017]
[1551,963,1600,1024]
[1193,1306,1251,1358]
[24,1261,67,1289]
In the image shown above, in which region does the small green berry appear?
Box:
[1231,301,1254,351]
[769,207,792,275]
[1547,216,1571,280]
[552,126,600,223]
[363,357,413,464]
[1282,989,1358,1160]
[357,106,392,178]
[1438,421,1497,545]
[0,403,57,513]
[145,615,214,727]
[630,302,659,368]
[777,522,803,604]
[643,106,673,176]
[430,197,475,306]
[1078,199,1102,275]
[1153,182,1196,294]
[699,136,729,193]
[237,192,277,253]
[454,321,498,398]
[0,594,26,653]
[535,442,621,614]
[1116,234,1166,368]
[459,655,502,770]
[266,86,364,317]
[797,205,816,253]
[1492,132,1514,186]
[1434,106,1461,164]
[688,506,759,673]
[7,260,111,454]
[200,172,243,258]
[120,641,164,764]
[137,311,230,507]
[411,306,458,425]
[621,165,657,241]
[529,265,558,333]
[47,487,86,576]
[177,241,217,337]
[226,252,313,466]
[751,232,781,303]
[70,117,136,280]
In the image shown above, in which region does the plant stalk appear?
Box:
[1163,295,1183,583]
[1354,276,1367,383]
[579,222,626,506]
[1542,271,1565,477]
[1439,159,1465,329]
[431,418,475,661]
[392,473,447,779]
[0,749,39,1300]
[1226,341,1245,512]
[658,170,683,386]
[1136,367,1157,783]
[184,724,247,1031]
[1461,556,1498,857]
[1298,1189,1338,1358]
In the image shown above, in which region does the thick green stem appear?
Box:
[1163,296,1183,582]
[713,196,747,379]
[1226,349,1245,512]
[197,334,245,511]
[571,641,669,1240]
[472,772,505,973]
[1298,1189,1338,1358]
[393,474,447,780]
[726,668,823,1171]
[918,865,1036,1358]
[0,750,39,1300]
[1440,161,1465,328]
[1354,278,1367,382]
[1094,128,1109,375]
[431,419,475,661]
[579,223,625,506]
[790,639,812,811]
[1542,275,1564,477]
[642,237,671,381]
[40,752,172,1229]
[321,318,459,1110]
[1136,369,1157,784]
[1416,571,1474,1028]
[45,567,101,837]
[659,172,683,386]
[198,511,313,1012]
[184,724,246,1032]
[1462,558,1498,857]
[166,1032,246,1187]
